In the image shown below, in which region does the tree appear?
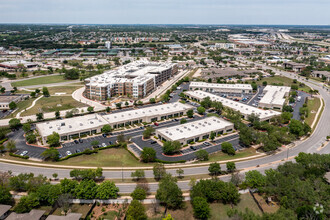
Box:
[281,112,292,124]
[91,140,99,148]
[197,106,205,115]
[35,88,40,94]
[221,142,235,155]
[116,102,122,109]
[57,194,72,216]
[52,173,58,180]
[9,101,17,110]
[41,148,59,161]
[226,162,236,173]
[156,174,183,209]
[106,106,111,112]
[131,186,147,200]
[244,170,266,189]
[195,149,209,161]
[55,110,60,119]
[101,124,112,133]
[192,197,210,219]
[149,98,156,103]
[14,193,40,213]
[141,147,156,163]
[9,118,21,129]
[0,185,12,205]
[153,163,166,180]
[282,105,293,112]
[262,81,268,86]
[131,170,145,181]
[96,180,119,199]
[210,131,216,141]
[176,168,184,179]
[163,141,181,155]
[201,97,212,109]
[74,179,98,199]
[42,87,50,97]
[163,214,174,220]
[87,106,94,113]
[22,123,31,133]
[36,112,44,121]
[143,126,155,139]
[187,109,194,118]
[6,140,16,152]
[126,200,147,220]
[30,91,36,97]
[26,133,36,144]
[64,68,80,80]
[47,132,60,147]
[35,184,61,206]
[208,162,221,176]
[116,133,126,143]
[60,178,78,194]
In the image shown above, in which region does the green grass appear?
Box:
[52,204,91,218]
[248,76,310,92]
[207,148,257,163]
[305,97,321,127]
[11,75,68,87]
[29,85,83,95]
[99,211,118,220]
[20,96,88,116]
[4,98,35,118]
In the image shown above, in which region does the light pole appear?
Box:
[286,147,289,160]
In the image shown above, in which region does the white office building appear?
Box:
[185,90,280,121]
[156,116,234,145]
[259,85,291,109]
[189,82,253,94]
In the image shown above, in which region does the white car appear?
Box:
[102,143,107,147]
[20,151,28,156]
[66,151,72,156]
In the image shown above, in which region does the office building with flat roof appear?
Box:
[156,116,234,145]
[259,85,291,109]
[189,82,253,94]
[84,60,178,100]
[185,90,280,121]
[0,95,26,110]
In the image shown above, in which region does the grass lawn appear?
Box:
[207,148,257,163]
[52,204,92,218]
[20,96,88,116]
[248,76,310,92]
[11,75,69,87]
[99,211,118,220]
[29,85,83,95]
[4,98,36,118]
[305,97,321,127]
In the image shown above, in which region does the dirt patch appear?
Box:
[253,193,279,213]
[91,203,128,220]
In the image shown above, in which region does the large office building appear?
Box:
[0,95,26,110]
[156,116,234,145]
[259,85,291,109]
[189,82,253,94]
[36,102,193,143]
[185,90,280,121]
[84,60,178,100]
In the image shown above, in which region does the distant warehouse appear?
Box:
[189,82,253,94]
[185,90,280,121]
[259,85,291,109]
[36,102,193,143]
[156,117,234,145]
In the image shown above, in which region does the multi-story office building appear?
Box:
[85,61,177,100]
[189,82,253,94]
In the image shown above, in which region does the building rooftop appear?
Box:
[185,90,280,120]
[6,209,45,220]
[46,213,82,220]
[190,82,252,90]
[0,205,11,217]
[36,114,109,138]
[0,95,23,103]
[157,116,233,141]
[260,85,291,106]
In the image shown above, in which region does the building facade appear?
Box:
[189,82,252,94]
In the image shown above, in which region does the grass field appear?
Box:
[207,148,257,163]
[52,204,92,218]
[305,97,321,127]
[4,98,35,118]
[20,96,88,116]
[11,75,68,87]
[29,85,83,95]
[248,76,310,92]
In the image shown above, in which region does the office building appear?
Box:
[259,85,291,109]
[189,82,252,94]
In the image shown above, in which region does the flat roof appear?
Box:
[260,85,291,106]
[36,114,108,137]
[190,82,252,90]
[185,90,280,120]
[46,213,82,220]
[0,95,22,103]
[0,205,11,217]
[157,116,233,141]
[6,209,45,220]
[102,102,193,124]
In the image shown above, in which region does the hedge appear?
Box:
[9,152,29,159]
[155,159,186,164]
[0,138,8,144]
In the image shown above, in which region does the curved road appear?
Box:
[0,66,329,193]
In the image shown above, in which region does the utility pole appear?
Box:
[287,147,289,160]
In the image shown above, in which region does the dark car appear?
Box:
[203,142,211,146]
[97,145,102,148]
[102,133,107,138]
[58,154,63,158]
[140,126,144,129]
[150,141,157,144]
[108,141,113,145]
[74,140,79,144]
[75,149,81,153]
[190,146,197,151]
[79,139,83,143]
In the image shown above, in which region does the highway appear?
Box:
[0,64,329,193]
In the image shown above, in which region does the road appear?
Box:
[0,63,329,193]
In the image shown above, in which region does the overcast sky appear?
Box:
[0,0,329,25]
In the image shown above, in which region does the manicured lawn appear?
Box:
[29,85,83,95]
[305,97,321,127]
[20,96,88,116]
[207,148,257,163]
[249,76,310,92]
[11,75,68,87]
[4,98,35,118]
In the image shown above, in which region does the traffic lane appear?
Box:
[292,91,310,120]
[247,86,264,106]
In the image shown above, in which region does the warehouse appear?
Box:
[156,116,234,145]
[36,114,109,143]
[102,102,193,129]
[259,85,291,109]
[185,90,280,121]
[189,82,253,94]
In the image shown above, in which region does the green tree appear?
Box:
[208,162,221,176]
[87,106,94,113]
[187,109,194,118]
[35,184,61,205]
[156,174,183,209]
[126,200,147,220]
[197,106,206,115]
[131,187,147,200]
[96,180,119,199]
[47,132,60,147]
[226,162,236,173]
[60,178,78,194]
[143,126,155,139]
[91,140,99,148]
[149,98,156,103]
[210,131,216,141]
[180,118,187,124]
[153,163,166,180]
[176,168,184,179]
[195,149,209,161]
[201,97,212,109]
[55,110,60,119]
[221,142,235,155]
[9,118,21,129]
[6,140,16,152]
[22,123,31,133]
[106,106,111,112]
[41,148,59,161]
[0,185,12,205]
[163,214,174,220]
[74,179,98,199]
[25,133,36,144]
[14,193,40,213]
[9,101,17,110]
[36,112,44,121]
[192,197,210,219]
[281,112,292,124]
[141,147,156,163]
[101,124,112,133]
[131,170,145,181]
[244,170,266,189]
[42,87,50,97]
[163,141,181,155]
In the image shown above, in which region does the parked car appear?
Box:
[79,139,83,143]
[20,151,28,156]
[203,142,211,146]
[140,126,144,129]
[74,140,79,144]
[58,154,63,159]
[190,146,197,151]
[66,151,72,156]
[154,122,159,126]
[102,133,107,138]
[150,141,157,144]
[108,141,113,145]
[75,149,81,153]
[102,143,107,147]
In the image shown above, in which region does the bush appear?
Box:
[195,149,209,161]
[221,142,236,155]
[141,147,156,163]
[9,152,29,159]
[131,187,147,200]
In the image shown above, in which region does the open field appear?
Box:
[29,85,84,95]
[207,148,257,163]
[248,76,310,92]
[20,96,88,116]
[4,98,35,118]
[11,75,68,87]
[52,204,92,219]
[305,97,321,127]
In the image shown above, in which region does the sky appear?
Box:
[0,0,329,25]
